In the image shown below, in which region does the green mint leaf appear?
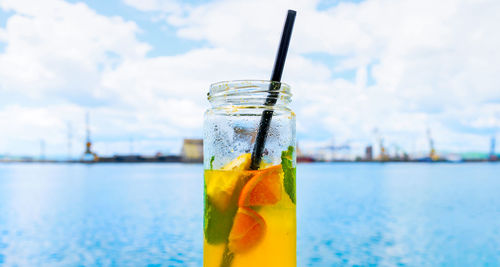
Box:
[204,198,236,244]
[281,146,296,204]
[210,156,215,170]
[204,171,251,245]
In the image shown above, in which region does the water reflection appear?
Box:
[0,164,203,266]
[0,163,500,266]
[297,163,500,266]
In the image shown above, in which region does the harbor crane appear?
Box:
[82,112,98,162]
[490,136,497,161]
[373,128,388,161]
[427,128,439,161]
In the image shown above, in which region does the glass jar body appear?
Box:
[203,80,296,267]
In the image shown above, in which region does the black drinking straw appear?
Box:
[250,9,296,170]
[219,10,296,267]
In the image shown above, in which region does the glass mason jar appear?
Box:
[203,80,296,267]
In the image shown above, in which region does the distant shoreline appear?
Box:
[1,160,498,164]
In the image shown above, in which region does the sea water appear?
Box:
[0,163,499,266]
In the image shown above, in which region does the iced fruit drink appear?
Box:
[204,149,296,267]
[204,80,296,267]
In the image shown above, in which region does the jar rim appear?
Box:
[208,80,292,102]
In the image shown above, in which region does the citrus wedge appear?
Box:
[238,164,283,207]
[222,153,252,171]
[228,207,266,253]
[206,153,252,211]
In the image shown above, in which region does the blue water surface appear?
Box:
[0,163,499,266]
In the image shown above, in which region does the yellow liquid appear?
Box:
[204,168,296,267]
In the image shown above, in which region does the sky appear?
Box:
[0,0,499,158]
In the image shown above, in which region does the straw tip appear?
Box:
[288,9,297,15]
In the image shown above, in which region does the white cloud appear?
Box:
[122,0,182,13]
[167,0,500,153]
[1,0,499,157]
[0,0,200,157]
[0,0,150,98]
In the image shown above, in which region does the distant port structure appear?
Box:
[490,136,497,161]
[0,112,498,163]
[81,112,98,162]
[181,139,203,163]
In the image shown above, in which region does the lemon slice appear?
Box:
[206,153,252,211]
[222,153,251,171]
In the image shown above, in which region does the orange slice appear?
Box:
[238,164,282,207]
[228,207,266,253]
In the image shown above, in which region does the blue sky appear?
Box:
[0,0,499,158]
[65,0,210,57]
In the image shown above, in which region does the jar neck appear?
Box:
[208,80,292,108]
